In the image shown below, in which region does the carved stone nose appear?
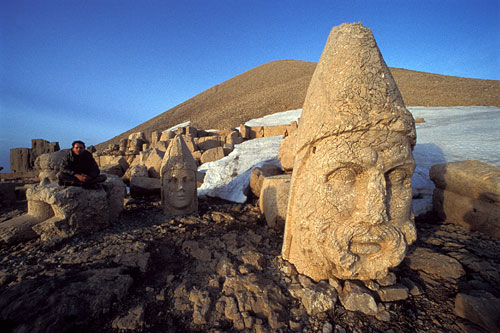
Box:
[366,173,388,225]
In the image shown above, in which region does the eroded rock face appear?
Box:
[282,22,417,281]
[160,134,198,216]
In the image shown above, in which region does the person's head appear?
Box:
[72,140,86,155]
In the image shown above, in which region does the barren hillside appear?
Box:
[96,60,500,150]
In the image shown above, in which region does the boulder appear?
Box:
[144,149,165,179]
[200,147,225,164]
[259,174,291,230]
[151,131,162,145]
[225,130,243,145]
[278,131,297,173]
[454,291,500,332]
[100,164,124,177]
[430,160,500,204]
[263,125,288,137]
[130,176,160,197]
[160,130,175,141]
[196,136,223,151]
[405,247,465,281]
[339,281,378,316]
[430,160,500,238]
[249,164,284,197]
[433,188,500,238]
[154,140,170,152]
[128,131,146,141]
[239,124,251,139]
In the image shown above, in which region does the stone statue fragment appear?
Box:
[160,134,198,216]
[282,22,417,281]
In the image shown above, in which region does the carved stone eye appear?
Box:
[326,167,357,186]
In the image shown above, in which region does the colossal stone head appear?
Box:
[160,134,198,216]
[282,22,417,281]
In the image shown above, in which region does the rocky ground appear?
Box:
[1,195,499,332]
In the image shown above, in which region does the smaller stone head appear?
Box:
[160,134,197,216]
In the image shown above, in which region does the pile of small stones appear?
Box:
[0,197,499,332]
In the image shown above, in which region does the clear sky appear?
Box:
[1,0,499,172]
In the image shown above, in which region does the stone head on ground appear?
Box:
[160,134,198,216]
[282,22,417,281]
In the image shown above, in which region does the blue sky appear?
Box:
[1,0,499,171]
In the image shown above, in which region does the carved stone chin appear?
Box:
[282,22,417,281]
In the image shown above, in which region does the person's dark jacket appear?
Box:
[60,150,100,178]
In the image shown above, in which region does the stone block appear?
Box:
[432,188,500,239]
[31,139,60,163]
[144,149,165,179]
[195,136,223,151]
[160,130,175,141]
[151,131,162,145]
[129,138,144,152]
[454,291,500,332]
[278,131,296,173]
[100,164,124,177]
[249,126,264,139]
[182,135,198,153]
[223,144,234,156]
[249,164,283,197]
[130,176,160,197]
[240,125,251,139]
[225,130,243,145]
[119,138,129,151]
[154,140,170,152]
[430,160,500,204]
[259,174,291,230]
[200,147,224,164]
[263,125,288,137]
[10,148,32,172]
[185,126,198,137]
[128,131,146,141]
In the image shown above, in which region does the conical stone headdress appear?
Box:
[160,134,197,175]
[295,22,416,156]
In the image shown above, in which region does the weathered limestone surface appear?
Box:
[160,134,197,216]
[259,174,291,230]
[249,164,284,197]
[35,150,69,184]
[200,147,224,164]
[144,149,165,179]
[278,131,297,173]
[130,176,160,197]
[10,148,31,173]
[430,160,500,203]
[282,23,417,281]
[430,160,500,238]
[454,291,500,332]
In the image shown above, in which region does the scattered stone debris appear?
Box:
[1,195,499,332]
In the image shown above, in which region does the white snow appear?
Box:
[244,109,302,127]
[164,121,191,133]
[197,136,283,203]
[198,106,500,216]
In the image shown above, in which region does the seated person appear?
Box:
[57,140,106,188]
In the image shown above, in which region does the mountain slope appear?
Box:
[96,60,500,150]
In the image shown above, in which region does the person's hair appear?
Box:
[72,140,85,148]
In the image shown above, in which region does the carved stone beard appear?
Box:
[301,214,407,280]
